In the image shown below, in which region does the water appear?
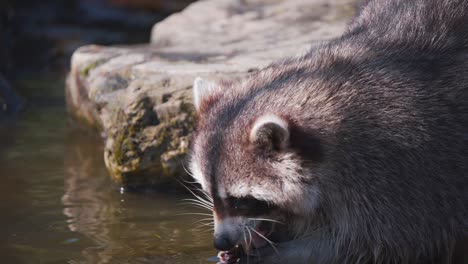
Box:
[0,75,214,264]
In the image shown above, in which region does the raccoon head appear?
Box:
[189,77,322,252]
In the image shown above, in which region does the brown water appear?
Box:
[0,76,214,264]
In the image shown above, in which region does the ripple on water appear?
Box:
[0,76,214,264]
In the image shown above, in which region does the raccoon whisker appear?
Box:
[196,227,214,233]
[190,223,214,231]
[177,212,213,217]
[177,168,213,204]
[200,189,213,203]
[248,226,279,255]
[194,222,215,229]
[182,206,212,213]
[190,221,214,231]
[182,198,213,207]
[248,218,284,225]
[180,203,212,211]
[179,179,202,190]
[181,162,194,177]
[195,220,214,226]
[181,197,211,204]
[179,179,206,192]
[242,227,251,264]
[191,191,213,207]
[180,178,198,184]
[191,193,213,206]
[242,227,248,253]
[189,225,206,231]
[177,179,213,205]
[180,199,212,207]
[245,226,253,251]
[181,201,213,211]
[192,217,214,224]
[182,198,214,208]
[192,223,214,229]
[187,189,213,205]
[192,221,214,229]
[190,185,213,203]
[176,178,195,189]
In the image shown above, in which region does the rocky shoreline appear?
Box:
[0,0,194,119]
[66,0,358,187]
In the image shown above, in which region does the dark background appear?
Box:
[0,0,195,117]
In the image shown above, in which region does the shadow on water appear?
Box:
[0,74,214,264]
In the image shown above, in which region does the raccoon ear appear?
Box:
[193,77,219,112]
[250,114,289,151]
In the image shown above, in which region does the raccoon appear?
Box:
[188,0,468,263]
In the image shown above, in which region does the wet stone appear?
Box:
[66,0,359,187]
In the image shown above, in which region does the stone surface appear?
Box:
[66,0,359,187]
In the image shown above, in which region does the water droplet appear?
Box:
[207,256,220,262]
[63,238,79,244]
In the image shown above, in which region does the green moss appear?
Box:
[179,101,196,131]
[109,99,197,186]
[112,123,140,166]
[80,59,106,77]
[110,101,152,168]
[112,130,133,166]
[112,132,126,166]
[156,129,169,145]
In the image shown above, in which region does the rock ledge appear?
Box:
[66,0,356,187]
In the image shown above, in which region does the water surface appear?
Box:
[0,75,214,264]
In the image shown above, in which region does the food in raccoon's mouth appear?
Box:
[217,221,279,264]
[217,245,242,264]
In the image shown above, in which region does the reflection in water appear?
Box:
[62,131,214,264]
[0,125,21,263]
[62,131,118,264]
[0,172,26,264]
[0,86,213,263]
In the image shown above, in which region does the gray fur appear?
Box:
[190,0,468,263]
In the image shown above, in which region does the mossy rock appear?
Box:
[65,0,357,189]
[104,96,195,187]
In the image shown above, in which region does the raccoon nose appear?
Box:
[213,234,235,251]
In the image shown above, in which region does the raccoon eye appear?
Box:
[231,197,252,211]
[227,196,273,216]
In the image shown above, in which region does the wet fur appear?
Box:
[190,0,468,263]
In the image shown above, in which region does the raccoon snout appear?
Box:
[213,217,244,251]
[213,233,237,251]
